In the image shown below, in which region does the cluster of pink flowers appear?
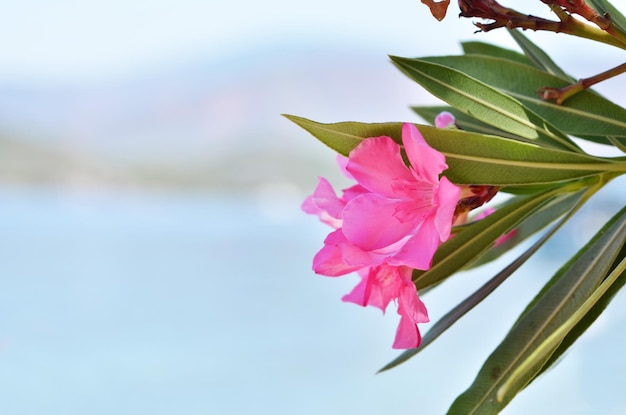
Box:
[302,122,461,348]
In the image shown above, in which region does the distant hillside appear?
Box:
[1,41,624,192]
[0,135,121,186]
[0,129,351,192]
[0,43,431,191]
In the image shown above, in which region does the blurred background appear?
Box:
[1,1,626,414]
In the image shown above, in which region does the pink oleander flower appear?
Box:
[306,123,461,272]
[302,122,461,348]
[434,111,456,129]
[342,264,429,348]
[337,123,461,270]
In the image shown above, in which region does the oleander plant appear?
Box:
[286,1,626,413]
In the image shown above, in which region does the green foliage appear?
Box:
[418,54,626,144]
[507,30,574,80]
[390,56,582,152]
[449,206,626,414]
[461,40,533,67]
[379,188,590,373]
[284,116,621,186]
[289,2,626,413]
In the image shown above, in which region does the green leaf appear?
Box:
[283,116,621,186]
[420,55,626,144]
[535,240,626,377]
[390,56,581,152]
[412,188,560,291]
[499,255,626,404]
[418,126,619,186]
[461,41,533,67]
[448,205,626,414]
[608,135,626,153]
[467,190,587,268]
[283,115,400,156]
[507,29,574,80]
[379,189,589,373]
[412,105,527,140]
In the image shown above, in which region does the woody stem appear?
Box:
[539,62,626,104]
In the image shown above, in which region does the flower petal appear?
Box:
[346,136,415,196]
[393,312,421,349]
[312,244,360,276]
[336,154,354,180]
[367,264,403,311]
[341,184,368,204]
[342,270,372,307]
[312,230,363,276]
[434,111,456,129]
[402,123,448,185]
[392,282,429,349]
[342,193,415,251]
[398,280,429,325]
[434,177,462,241]
[474,206,496,221]
[312,229,385,276]
[390,216,441,270]
[302,177,344,228]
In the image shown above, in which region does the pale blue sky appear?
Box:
[0,1,510,83]
[2,1,623,89]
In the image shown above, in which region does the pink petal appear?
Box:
[398,280,429,324]
[342,193,416,251]
[343,264,406,312]
[393,313,421,349]
[346,136,415,197]
[401,123,448,185]
[312,244,360,276]
[474,207,496,221]
[336,154,354,180]
[312,230,363,276]
[434,111,456,129]
[341,184,368,203]
[434,177,462,241]
[495,228,517,246]
[312,230,384,276]
[339,242,385,268]
[302,177,344,228]
[390,217,441,270]
[342,270,373,307]
[392,283,429,349]
[367,265,403,311]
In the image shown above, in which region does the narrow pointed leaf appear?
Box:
[283,115,400,156]
[412,189,560,291]
[499,257,626,404]
[284,116,620,187]
[508,29,573,80]
[380,188,588,372]
[390,56,581,152]
[410,126,617,186]
[466,189,589,268]
[412,105,526,140]
[461,41,533,66]
[535,241,626,377]
[448,205,626,414]
[420,55,626,143]
[608,135,626,153]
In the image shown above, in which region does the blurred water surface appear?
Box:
[0,186,625,414]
